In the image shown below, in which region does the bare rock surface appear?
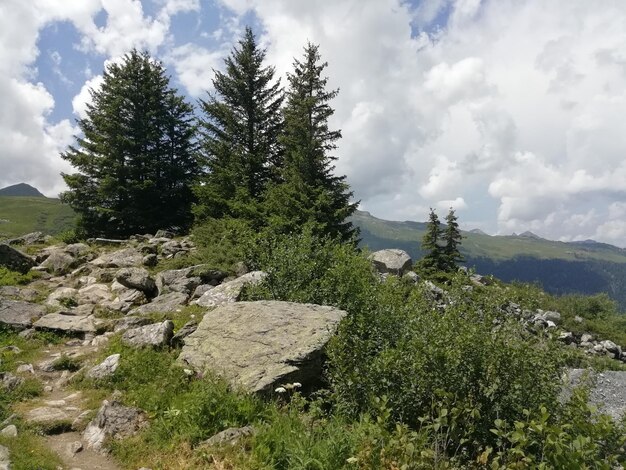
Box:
[0,299,45,330]
[34,312,102,334]
[0,243,35,273]
[179,300,347,393]
[121,320,174,348]
[91,248,143,268]
[194,271,266,308]
[83,400,148,453]
[368,249,413,276]
[115,267,156,296]
[87,354,121,379]
[129,291,188,315]
[201,425,255,447]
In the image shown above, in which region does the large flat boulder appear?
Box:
[368,249,413,276]
[0,244,35,274]
[33,312,101,334]
[179,301,347,393]
[194,271,266,308]
[129,291,188,315]
[91,248,143,268]
[0,299,45,330]
[121,321,173,348]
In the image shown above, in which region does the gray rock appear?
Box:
[142,254,158,267]
[565,369,626,421]
[0,243,35,273]
[39,249,79,275]
[87,354,121,380]
[0,445,9,470]
[600,340,621,357]
[201,425,255,447]
[64,243,90,257]
[122,321,174,348]
[542,310,561,323]
[83,400,148,452]
[171,321,198,348]
[470,273,493,286]
[179,301,347,393]
[160,240,183,257]
[7,231,46,245]
[192,284,213,299]
[0,299,45,330]
[155,268,204,296]
[129,291,188,315]
[115,267,156,296]
[1,372,23,391]
[76,284,112,305]
[66,440,83,456]
[0,286,20,298]
[403,271,420,283]
[581,333,593,343]
[91,248,143,268]
[25,406,70,426]
[368,249,412,276]
[16,364,34,374]
[0,425,16,437]
[113,316,153,333]
[46,287,78,307]
[195,271,266,308]
[154,229,175,239]
[34,313,101,334]
[423,280,444,297]
[558,331,575,344]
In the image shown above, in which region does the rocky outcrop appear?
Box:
[115,267,156,296]
[0,299,45,330]
[194,271,266,308]
[179,301,347,393]
[33,312,103,334]
[121,320,174,348]
[0,243,35,273]
[7,231,48,245]
[129,291,188,315]
[87,354,121,380]
[368,249,412,276]
[83,400,148,452]
[91,248,143,268]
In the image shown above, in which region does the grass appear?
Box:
[0,431,63,470]
[0,267,42,286]
[0,196,76,239]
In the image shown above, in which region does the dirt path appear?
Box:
[14,338,122,470]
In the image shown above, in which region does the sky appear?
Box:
[2,0,626,246]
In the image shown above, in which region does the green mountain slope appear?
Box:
[351,210,626,310]
[0,196,76,239]
[0,183,45,197]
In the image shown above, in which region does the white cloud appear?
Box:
[168,43,225,97]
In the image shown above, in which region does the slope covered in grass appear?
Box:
[0,196,75,239]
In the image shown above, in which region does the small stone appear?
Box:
[0,425,17,437]
[16,364,35,374]
[66,440,83,456]
[87,354,121,380]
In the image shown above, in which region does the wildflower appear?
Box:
[292,382,302,389]
[274,386,287,394]
[346,457,358,464]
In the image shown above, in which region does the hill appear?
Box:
[351,210,626,310]
[0,183,45,197]
[0,196,75,239]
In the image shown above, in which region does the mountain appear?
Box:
[0,183,45,197]
[351,210,626,310]
[0,196,75,239]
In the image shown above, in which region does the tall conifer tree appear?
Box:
[195,27,283,224]
[61,50,197,237]
[443,208,464,270]
[265,43,358,241]
[419,208,444,272]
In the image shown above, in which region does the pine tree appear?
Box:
[264,43,358,241]
[195,27,283,225]
[443,208,464,271]
[61,50,197,237]
[419,208,444,272]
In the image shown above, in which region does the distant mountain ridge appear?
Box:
[0,183,45,197]
[350,210,626,310]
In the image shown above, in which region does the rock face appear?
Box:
[115,267,156,296]
[0,243,35,273]
[0,299,45,330]
[91,248,143,268]
[87,354,121,379]
[33,312,101,334]
[194,271,266,308]
[83,400,147,452]
[565,369,626,421]
[129,291,188,315]
[39,249,79,275]
[368,249,412,276]
[179,301,347,393]
[121,320,174,348]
